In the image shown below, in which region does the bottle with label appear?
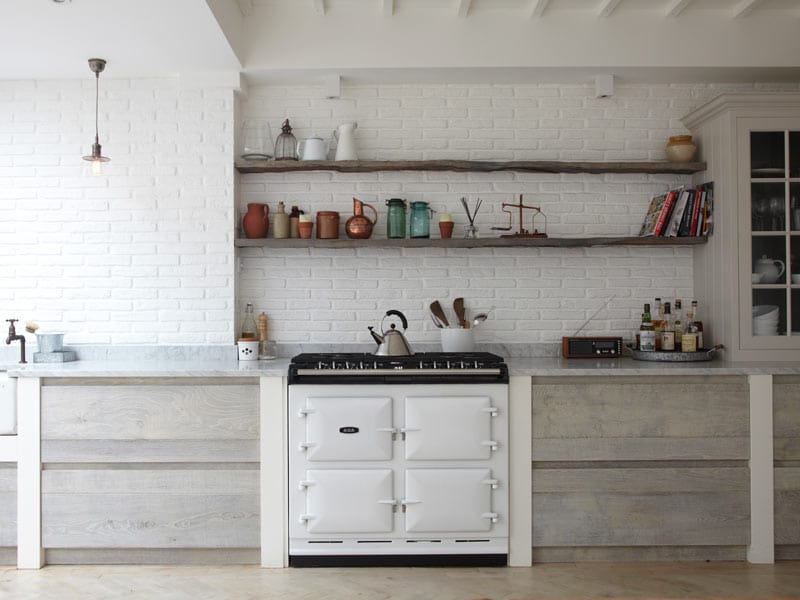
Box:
[273,201,290,239]
[639,303,656,352]
[661,301,675,351]
[682,305,698,352]
[690,300,704,349]
[241,302,258,340]
[673,299,684,351]
[652,297,665,350]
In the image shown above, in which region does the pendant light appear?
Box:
[82,58,109,174]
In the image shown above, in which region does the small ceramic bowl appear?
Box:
[792,274,800,285]
[752,273,763,284]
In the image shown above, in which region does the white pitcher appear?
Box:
[755,255,785,284]
[333,122,357,161]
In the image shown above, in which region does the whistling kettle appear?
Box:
[368,309,414,356]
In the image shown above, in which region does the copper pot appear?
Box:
[345,198,378,239]
[316,211,340,239]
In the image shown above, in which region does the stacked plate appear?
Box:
[753,305,779,336]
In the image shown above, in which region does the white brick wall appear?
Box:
[238,81,800,346]
[1,79,236,345]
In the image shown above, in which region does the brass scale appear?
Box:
[491,194,547,238]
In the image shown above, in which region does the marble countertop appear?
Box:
[4,356,800,378]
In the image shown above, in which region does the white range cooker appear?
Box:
[287,352,509,567]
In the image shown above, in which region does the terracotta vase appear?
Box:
[243,203,269,238]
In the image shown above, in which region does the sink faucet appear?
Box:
[5,319,27,364]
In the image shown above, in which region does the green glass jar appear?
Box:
[386,198,407,239]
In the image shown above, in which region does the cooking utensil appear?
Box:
[453,297,466,328]
[430,313,444,328]
[429,301,450,328]
[471,313,488,328]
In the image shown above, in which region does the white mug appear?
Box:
[298,137,328,161]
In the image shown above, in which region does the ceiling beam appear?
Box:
[731,0,764,18]
[664,0,693,18]
[312,0,325,16]
[456,0,472,18]
[236,0,254,17]
[382,0,394,17]
[528,0,551,18]
[597,0,623,18]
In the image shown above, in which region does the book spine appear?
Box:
[678,190,696,237]
[666,191,689,237]
[691,190,705,236]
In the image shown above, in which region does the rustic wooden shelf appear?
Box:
[234,236,707,249]
[235,159,706,175]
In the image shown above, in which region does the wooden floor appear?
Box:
[1,562,800,599]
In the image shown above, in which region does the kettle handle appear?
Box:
[775,259,786,278]
[385,309,408,331]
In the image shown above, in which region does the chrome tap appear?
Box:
[5,319,27,364]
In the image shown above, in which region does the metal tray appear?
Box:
[629,345,723,362]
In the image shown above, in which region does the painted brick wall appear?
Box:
[238,82,800,346]
[0,79,236,345]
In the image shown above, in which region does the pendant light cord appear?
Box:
[94,72,100,144]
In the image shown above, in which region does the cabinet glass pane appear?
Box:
[790,132,800,178]
[751,131,785,177]
[752,182,786,231]
[792,293,800,335]
[752,289,786,336]
[752,237,787,285]
[792,183,800,231]
[791,236,800,280]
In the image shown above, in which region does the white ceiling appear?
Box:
[1,0,799,84]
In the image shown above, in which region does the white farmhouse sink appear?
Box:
[0,372,17,435]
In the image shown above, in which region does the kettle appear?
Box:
[368,309,414,356]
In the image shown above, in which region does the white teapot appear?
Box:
[755,255,785,284]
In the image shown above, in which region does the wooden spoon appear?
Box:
[430,301,450,328]
[453,297,467,328]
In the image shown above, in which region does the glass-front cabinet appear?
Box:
[740,119,800,348]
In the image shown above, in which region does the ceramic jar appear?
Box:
[273,201,289,239]
[665,135,697,163]
[316,211,340,239]
[243,203,269,238]
[298,215,313,239]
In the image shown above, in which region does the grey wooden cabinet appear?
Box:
[531,375,750,562]
[39,378,260,565]
[773,375,800,560]
[0,464,16,565]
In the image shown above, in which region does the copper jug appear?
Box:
[345,197,378,239]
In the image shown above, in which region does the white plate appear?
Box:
[751,168,785,176]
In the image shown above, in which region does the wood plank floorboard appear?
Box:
[1,562,799,600]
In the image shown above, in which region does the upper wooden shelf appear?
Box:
[234,236,707,249]
[235,159,707,175]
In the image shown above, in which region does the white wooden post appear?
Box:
[16,377,43,569]
[747,374,774,564]
[260,376,288,567]
[508,375,532,566]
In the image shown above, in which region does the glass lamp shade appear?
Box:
[274,118,298,161]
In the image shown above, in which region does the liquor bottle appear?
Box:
[690,300,704,349]
[652,297,665,350]
[661,301,675,351]
[682,305,698,352]
[673,299,684,351]
[639,303,656,352]
[241,302,258,340]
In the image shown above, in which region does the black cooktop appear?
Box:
[288,352,508,385]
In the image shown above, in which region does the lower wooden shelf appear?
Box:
[234,236,707,249]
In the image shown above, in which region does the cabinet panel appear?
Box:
[41,384,259,440]
[42,469,259,549]
[0,465,16,547]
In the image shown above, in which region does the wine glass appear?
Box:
[769,196,784,231]
[752,197,769,231]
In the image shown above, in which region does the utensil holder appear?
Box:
[441,328,475,352]
[237,339,259,361]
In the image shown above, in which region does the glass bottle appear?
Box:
[409,201,431,239]
[673,299,684,351]
[386,198,407,239]
[661,301,675,351]
[258,312,277,360]
[241,302,258,340]
[639,303,656,352]
[652,297,665,350]
[682,306,698,352]
[690,300,704,349]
